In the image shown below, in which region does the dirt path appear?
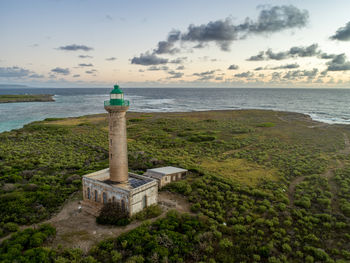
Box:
[288,132,350,210]
[0,190,192,253]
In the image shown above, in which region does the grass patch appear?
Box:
[200,158,279,186]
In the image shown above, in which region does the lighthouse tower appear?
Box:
[104,84,130,183]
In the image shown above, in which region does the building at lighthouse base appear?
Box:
[82,168,158,216]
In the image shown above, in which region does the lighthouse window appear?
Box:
[94,190,98,202]
[87,188,90,199]
[110,139,112,145]
[111,94,123,99]
[121,200,125,211]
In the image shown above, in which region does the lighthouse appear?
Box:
[104,84,130,183]
[82,85,158,216]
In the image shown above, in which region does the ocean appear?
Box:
[0,87,349,133]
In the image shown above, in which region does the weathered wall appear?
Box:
[129,182,158,215]
[82,177,130,212]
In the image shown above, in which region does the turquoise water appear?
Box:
[0,87,350,133]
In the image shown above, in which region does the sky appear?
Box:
[1,0,350,88]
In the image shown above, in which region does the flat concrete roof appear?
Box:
[146,166,187,176]
[83,168,154,190]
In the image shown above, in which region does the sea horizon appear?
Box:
[1,86,349,133]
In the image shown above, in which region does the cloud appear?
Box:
[247,43,319,61]
[228,64,239,70]
[58,44,93,51]
[85,69,97,74]
[167,71,184,79]
[326,54,350,71]
[289,44,318,57]
[28,73,44,78]
[179,5,308,51]
[131,4,309,63]
[318,52,336,59]
[250,5,309,33]
[106,57,117,61]
[78,63,93,67]
[147,66,169,71]
[271,63,300,69]
[51,67,70,75]
[234,71,254,78]
[193,70,216,76]
[154,30,181,54]
[176,65,185,70]
[265,49,289,60]
[0,66,30,77]
[283,68,318,80]
[254,67,264,71]
[131,52,168,65]
[330,22,350,41]
[79,55,93,59]
[247,51,265,61]
[169,57,187,64]
[73,74,80,78]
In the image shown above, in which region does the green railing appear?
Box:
[104,100,130,107]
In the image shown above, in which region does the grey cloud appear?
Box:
[176,65,185,70]
[106,57,117,61]
[319,53,336,59]
[133,4,308,61]
[254,67,264,71]
[197,75,215,81]
[247,51,265,61]
[51,67,70,75]
[154,30,181,55]
[193,70,216,76]
[271,63,300,69]
[147,66,169,71]
[180,5,308,51]
[73,74,80,78]
[79,55,93,59]
[283,68,318,80]
[247,43,319,61]
[326,54,350,71]
[266,49,289,60]
[78,63,93,67]
[228,64,239,70]
[170,57,187,64]
[58,44,93,51]
[330,22,350,41]
[289,43,318,57]
[28,73,44,78]
[167,70,184,79]
[131,52,168,65]
[0,66,30,77]
[234,71,254,78]
[85,70,97,74]
[215,76,223,80]
[249,5,309,34]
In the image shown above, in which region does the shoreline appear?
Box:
[0,94,55,103]
[0,108,349,134]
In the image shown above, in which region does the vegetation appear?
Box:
[97,202,130,226]
[0,94,54,103]
[1,110,350,262]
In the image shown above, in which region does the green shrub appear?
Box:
[96,202,130,226]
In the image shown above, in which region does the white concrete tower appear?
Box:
[104,85,130,183]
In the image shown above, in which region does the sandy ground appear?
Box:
[0,190,192,253]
